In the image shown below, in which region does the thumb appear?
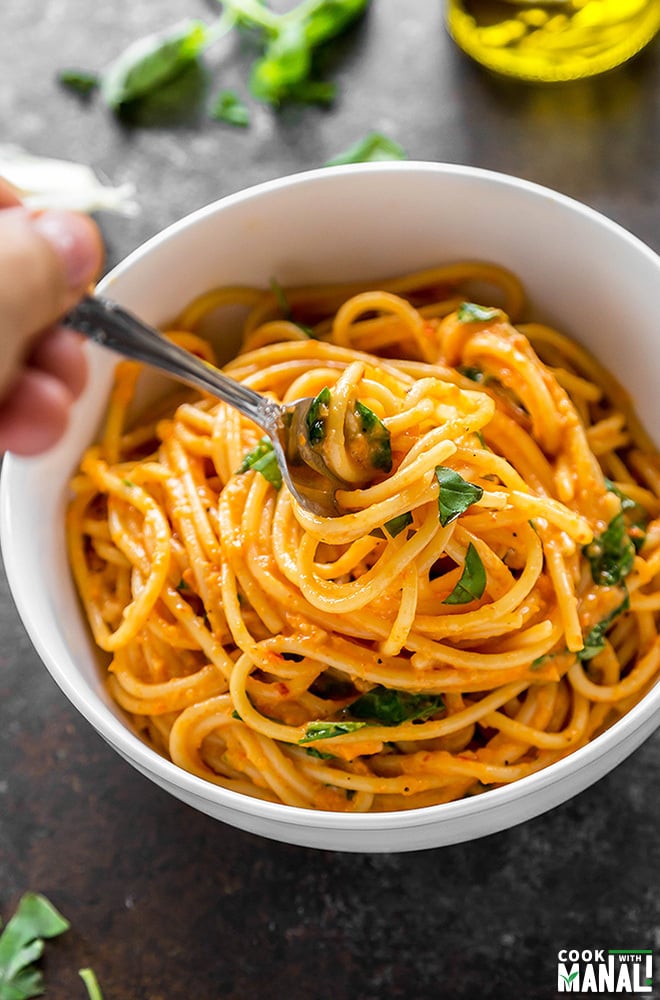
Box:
[0,206,103,398]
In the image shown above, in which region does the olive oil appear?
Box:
[446,0,660,81]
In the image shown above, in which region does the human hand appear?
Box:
[0,178,103,455]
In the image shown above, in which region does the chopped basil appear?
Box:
[231,709,243,720]
[458,365,485,382]
[211,89,250,126]
[299,720,367,743]
[354,401,392,473]
[176,578,191,592]
[605,479,648,553]
[434,466,484,527]
[530,649,568,670]
[442,542,487,605]
[578,591,630,661]
[583,513,635,587]
[101,19,210,109]
[238,437,282,490]
[57,69,100,95]
[305,746,337,760]
[457,302,501,324]
[306,387,331,446]
[325,131,407,166]
[270,277,315,336]
[349,686,444,725]
[383,511,413,538]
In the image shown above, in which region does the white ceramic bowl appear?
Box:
[3,163,659,852]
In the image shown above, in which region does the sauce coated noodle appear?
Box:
[67,262,660,812]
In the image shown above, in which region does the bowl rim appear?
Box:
[3,160,660,832]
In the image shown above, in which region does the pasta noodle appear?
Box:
[67,262,660,812]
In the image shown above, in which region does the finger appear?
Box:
[0,178,21,209]
[28,325,88,400]
[0,368,74,456]
[0,207,103,396]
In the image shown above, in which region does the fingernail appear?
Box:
[32,210,102,288]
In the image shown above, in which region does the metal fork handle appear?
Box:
[65,295,282,434]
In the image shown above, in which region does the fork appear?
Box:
[64,295,344,517]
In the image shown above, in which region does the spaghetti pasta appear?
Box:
[67,262,660,812]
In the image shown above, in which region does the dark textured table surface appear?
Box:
[1,2,660,998]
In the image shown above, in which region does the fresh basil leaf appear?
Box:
[250,17,311,104]
[442,542,487,605]
[302,0,370,47]
[211,89,250,126]
[354,400,392,472]
[583,513,635,587]
[349,686,444,725]
[57,69,99,95]
[234,0,368,104]
[269,277,316,336]
[605,479,648,553]
[383,511,413,538]
[101,19,210,109]
[435,466,484,527]
[306,387,331,445]
[457,302,501,324]
[0,893,70,1000]
[578,591,630,661]
[238,437,282,490]
[305,746,337,760]
[458,365,485,382]
[325,131,407,166]
[270,276,292,316]
[299,720,366,743]
[285,79,336,104]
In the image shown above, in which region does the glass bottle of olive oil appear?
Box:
[446,0,660,81]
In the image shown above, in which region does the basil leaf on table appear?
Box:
[442,542,487,605]
[225,0,370,105]
[325,131,408,165]
[0,893,69,1000]
[57,69,100,95]
[101,19,210,109]
[211,89,250,126]
[250,17,311,104]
